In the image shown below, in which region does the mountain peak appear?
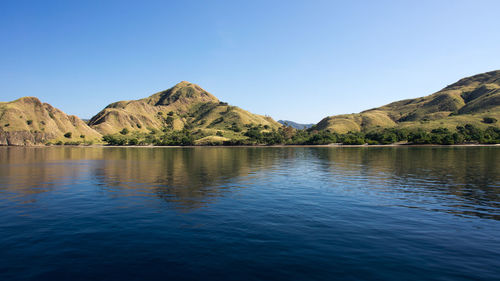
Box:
[14,96,43,105]
[87,81,281,135]
[176,80,193,86]
[145,81,218,106]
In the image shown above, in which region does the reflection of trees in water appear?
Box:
[309,147,500,220]
[0,147,101,197]
[91,148,280,210]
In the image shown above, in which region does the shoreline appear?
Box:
[2,143,500,148]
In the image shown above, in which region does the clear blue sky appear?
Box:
[1,0,500,123]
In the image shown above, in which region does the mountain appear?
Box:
[278,120,314,129]
[88,81,281,135]
[316,70,500,133]
[0,97,101,145]
[3,71,498,146]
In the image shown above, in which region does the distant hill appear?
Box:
[88,81,281,135]
[316,70,500,133]
[278,120,314,129]
[0,97,101,145]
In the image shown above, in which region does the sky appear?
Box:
[1,0,500,123]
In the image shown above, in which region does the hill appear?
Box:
[316,70,500,133]
[278,120,314,129]
[0,97,101,145]
[88,81,281,136]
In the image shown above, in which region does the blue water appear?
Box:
[0,147,499,280]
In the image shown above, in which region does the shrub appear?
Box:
[102,135,127,145]
[305,131,338,145]
[120,128,129,135]
[165,116,174,125]
[211,117,224,125]
[4,123,9,127]
[482,117,497,124]
[232,126,242,132]
[244,126,263,141]
[365,130,398,144]
[339,133,365,145]
[452,132,464,144]
[184,122,194,130]
[216,131,223,137]
[128,138,139,145]
[457,124,483,142]
[26,120,33,125]
[64,132,72,138]
[155,130,195,146]
[408,130,430,144]
[80,135,85,139]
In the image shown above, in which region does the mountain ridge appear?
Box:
[315,70,500,133]
[1,70,500,145]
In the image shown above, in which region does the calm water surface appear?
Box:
[0,147,499,281]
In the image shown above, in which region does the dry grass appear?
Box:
[194,136,230,145]
[88,81,282,135]
[0,97,101,144]
[317,70,500,132]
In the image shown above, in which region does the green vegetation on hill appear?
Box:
[100,123,271,146]
[316,70,500,133]
[238,123,500,145]
[100,123,500,146]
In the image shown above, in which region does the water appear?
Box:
[0,147,499,281]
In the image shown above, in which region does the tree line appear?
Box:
[100,123,500,146]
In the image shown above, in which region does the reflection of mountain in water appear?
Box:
[310,147,500,220]
[1,147,499,218]
[91,148,280,210]
[0,147,99,197]
[0,147,281,210]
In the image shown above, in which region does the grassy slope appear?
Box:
[0,97,102,145]
[316,70,500,133]
[88,81,281,136]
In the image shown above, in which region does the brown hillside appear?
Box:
[0,97,101,145]
[88,81,281,135]
[316,70,500,132]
